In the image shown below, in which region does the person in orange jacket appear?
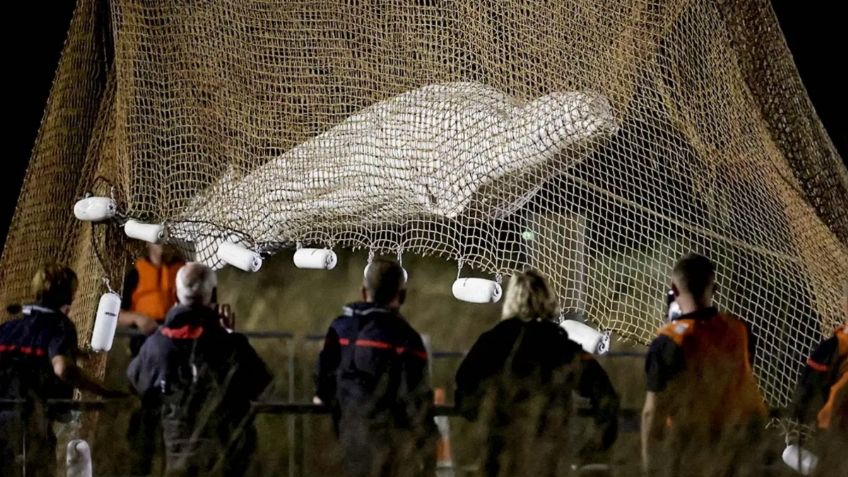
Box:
[792,282,848,476]
[120,243,184,476]
[641,253,767,476]
[118,243,185,339]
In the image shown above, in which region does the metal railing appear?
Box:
[2,330,653,476]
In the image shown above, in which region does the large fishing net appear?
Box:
[1,0,846,409]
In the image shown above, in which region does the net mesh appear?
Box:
[1,0,847,410]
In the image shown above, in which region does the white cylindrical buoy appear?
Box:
[782,444,817,475]
[217,242,263,272]
[452,278,502,304]
[124,220,164,243]
[560,319,611,355]
[294,248,337,270]
[91,292,121,352]
[66,439,93,477]
[73,197,117,222]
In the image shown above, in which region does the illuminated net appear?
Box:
[1,0,846,409]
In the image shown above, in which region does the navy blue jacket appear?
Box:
[128,304,271,474]
[1,305,78,477]
[0,304,76,408]
[316,302,433,432]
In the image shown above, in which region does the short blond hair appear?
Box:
[501,270,559,321]
[31,263,78,308]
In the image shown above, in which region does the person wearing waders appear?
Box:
[120,243,185,476]
[641,254,767,477]
[128,263,271,477]
[455,270,619,477]
[791,281,848,476]
[315,258,436,477]
[1,264,123,477]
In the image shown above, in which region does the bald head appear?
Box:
[176,262,217,306]
[672,253,716,305]
[363,258,406,307]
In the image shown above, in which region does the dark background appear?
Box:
[1,1,844,251]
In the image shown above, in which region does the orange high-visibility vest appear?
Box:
[130,258,183,322]
[817,325,848,432]
[657,312,767,435]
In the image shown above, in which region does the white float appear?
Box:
[90,292,121,352]
[73,197,117,222]
[781,444,817,476]
[452,278,502,304]
[667,301,681,322]
[560,319,611,355]
[217,242,262,272]
[124,220,164,243]
[293,248,338,270]
[66,439,93,477]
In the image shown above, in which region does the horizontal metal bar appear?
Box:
[603,351,647,358]
[0,399,785,433]
[431,351,465,359]
[115,329,294,339]
[120,328,642,358]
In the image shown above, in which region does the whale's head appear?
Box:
[510,91,618,164]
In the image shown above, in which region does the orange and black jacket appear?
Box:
[645,307,766,435]
[793,324,848,433]
[122,257,184,322]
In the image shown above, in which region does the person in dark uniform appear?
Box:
[0,263,124,477]
[791,282,848,476]
[127,263,271,477]
[315,258,436,477]
[455,270,619,477]
[641,254,767,477]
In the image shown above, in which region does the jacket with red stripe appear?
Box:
[0,304,76,407]
[1,306,77,477]
[316,302,433,432]
[127,304,272,475]
[315,303,364,406]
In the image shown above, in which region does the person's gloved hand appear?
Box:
[217,303,236,331]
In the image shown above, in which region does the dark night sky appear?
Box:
[1,1,844,251]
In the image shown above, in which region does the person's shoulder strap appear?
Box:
[135,256,152,271]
